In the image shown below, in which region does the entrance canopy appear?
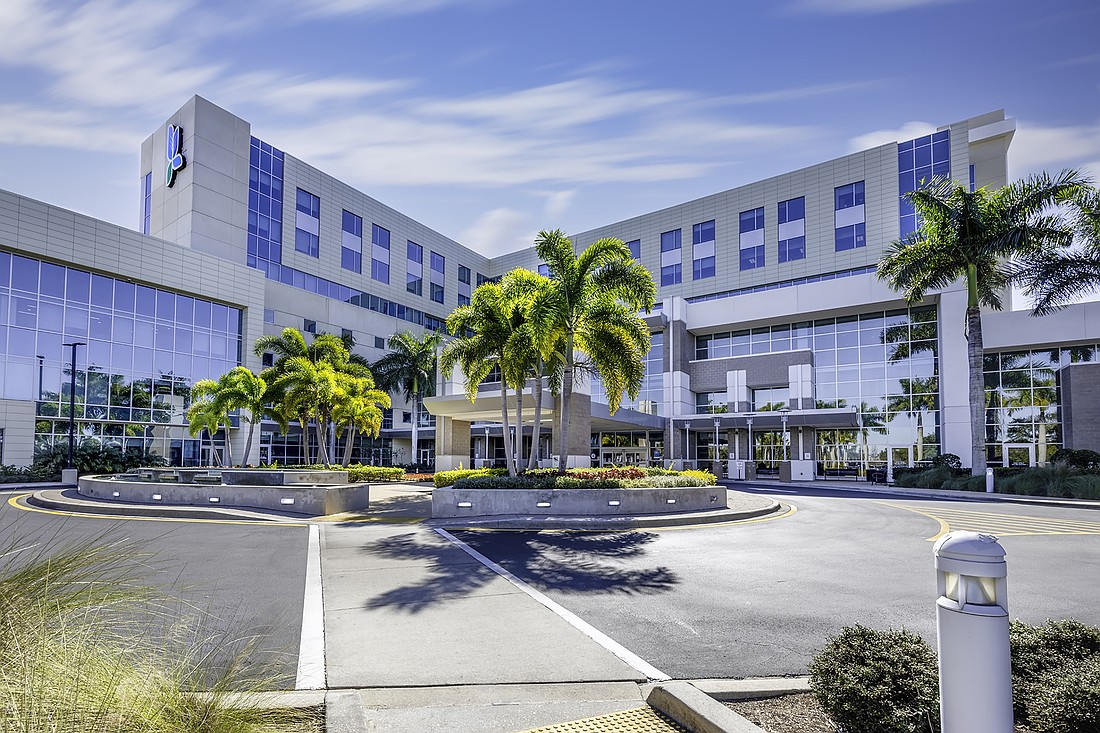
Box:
[676,406,862,430]
[423,389,558,424]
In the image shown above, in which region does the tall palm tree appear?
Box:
[185,396,225,466]
[531,229,656,472]
[1015,186,1100,316]
[371,330,443,470]
[878,170,1088,476]
[216,367,267,466]
[332,375,391,467]
[441,282,519,475]
[189,375,235,466]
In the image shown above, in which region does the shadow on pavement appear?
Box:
[360,530,679,613]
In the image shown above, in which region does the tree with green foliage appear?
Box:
[370,330,443,470]
[210,367,268,466]
[531,229,655,472]
[1015,186,1100,316]
[186,383,231,466]
[878,170,1089,476]
[332,375,391,467]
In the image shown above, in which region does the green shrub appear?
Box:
[623,474,711,488]
[1000,464,1081,497]
[913,466,955,489]
[1069,474,1100,500]
[809,625,940,733]
[680,468,718,486]
[33,441,167,477]
[1010,619,1100,726]
[931,453,962,469]
[0,463,58,483]
[1027,655,1100,733]
[434,467,506,488]
[452,469,714,490]
[1050,448,1100,470]
[345,464,405,482]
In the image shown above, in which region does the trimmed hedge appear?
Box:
[434,467,507,488]
[808,620,1100,733]
[275,463,407,482]
[809,625,940,733]
[451,467,717,490]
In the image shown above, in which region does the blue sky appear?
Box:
[0,0,1098,257]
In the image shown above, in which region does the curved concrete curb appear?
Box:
[23,488,305,522]
[647,682,765,733]
[425,498,782,530]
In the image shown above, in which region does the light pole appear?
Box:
[62,341,85,478]
[779,407,791,462]
[484,425,490,467]
[713,415,721,465]
[745,415,754,463]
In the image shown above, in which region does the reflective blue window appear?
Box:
[778,197,806,263]
[739,207,765,271]
[294,189,320,258]
[898,131,949,236]
[429,251,445,304]
[141,172,152,235]
[626,239,640,259]
[537,263,549,277]
[835,182,867,251]
[341,210,363,273]
[660,229,682,286]
[247,137,285,269]
[406,241,423,296]
[371,225,390,284]
[692,220,715,280]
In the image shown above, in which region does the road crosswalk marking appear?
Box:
[878,502,1100,541]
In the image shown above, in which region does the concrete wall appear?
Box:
[433,485,726,518]
[1060,363,1100,451]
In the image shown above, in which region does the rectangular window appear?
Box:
[374,336,385,349]
[739,207,765,270]
[692,220,715,280]
[457,264,471,306]
[371,224,390,283]
[340,210,363,273]
[969,163,976,193]
[753,386,789,411]
[477,273,489,287]
[304,319,317,334]
[263,308,275,324]
[777,197,806,263]
[834,181,866,251]
[898,130,949,236]
[141,172,152,235]
[247,136,285,269]
[430,250,445,304]
[406,241,423,296]
[626,239,641,259]
[695,392,728,414]
[660,229,682,286]
[537,263,550,277]
[295,189,320,258]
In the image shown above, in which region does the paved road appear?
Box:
[456,485,1100,679]
[0,488,310,687]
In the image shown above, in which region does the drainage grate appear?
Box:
[521,706,689,732]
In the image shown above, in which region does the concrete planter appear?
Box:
[432,485,725,518]
[79,475,368,516]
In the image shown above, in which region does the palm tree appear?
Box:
[878,170,1088,476]
[332,376,391,467]
[1015,186,1100,316]
[188,378,233,466]
[216,367,267,466]
[531,229,655,472]
[441,282,519,475]
[371,330,443,470]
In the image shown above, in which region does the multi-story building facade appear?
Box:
[0,96,1097,475]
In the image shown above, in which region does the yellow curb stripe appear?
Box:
[7,494,307,528]
[877,501,1100,541]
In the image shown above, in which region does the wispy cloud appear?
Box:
[1008,119,1100,179]
[0,104,137,150]
[291,0,502,17]
[722,81,880,105]
[458,207,533,257]
[848,121,937,152]
[787,0,964,13]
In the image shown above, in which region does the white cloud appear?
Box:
[0,104,137,150]
[221,74,411,113]
[722,81,879,105]
[1008,120,1100,179]
[788,0,964,13]
[543,191,575,219]
[458,208,534,257]
[293,0,500,17]
[848,121,937,153]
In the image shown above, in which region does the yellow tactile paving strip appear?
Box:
[521,706,689,733]
[879,501,1100,541]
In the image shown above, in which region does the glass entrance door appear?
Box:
[754,431,787,475]
[1003,443,1036,468]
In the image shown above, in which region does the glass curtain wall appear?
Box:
[0,252,243,465]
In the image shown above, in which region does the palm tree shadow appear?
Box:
[361,530,678,613]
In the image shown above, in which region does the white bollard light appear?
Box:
[933,531,1013,732]
[986,467,995,493]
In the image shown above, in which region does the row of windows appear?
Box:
[653,183,864,286]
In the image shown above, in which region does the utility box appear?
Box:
[729,460,746,481]
[779,460,815,482]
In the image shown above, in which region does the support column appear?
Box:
[434,417,472,472]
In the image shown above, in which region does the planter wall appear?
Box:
[432,485,725,518]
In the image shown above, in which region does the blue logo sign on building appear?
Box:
[165,124,186,187]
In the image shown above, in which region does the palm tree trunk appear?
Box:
[342,425,356,467]
[241,417,256,466]
[557,337,574,473]
[223,418,234,466]
[500,383,515,477]
[967,302,987,476]
[527,366,544,472]
[411,395,419,470]
[915,413,924,463]
[514,381,524,474]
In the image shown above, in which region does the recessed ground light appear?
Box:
[536,502,551,508]
[152,494,162,501]
[607,500,621,507]
[112,491,120,497]
[280,498,295,505]
[666,498,677,504]
[209,497,220,503]
[457,501,472,508]
[711,495,718,502]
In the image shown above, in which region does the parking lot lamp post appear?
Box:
[745,415,754,463]
[779,407,790,461]
[713,415,720,466]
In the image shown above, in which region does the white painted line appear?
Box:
[435,527,671,682]
[295,523,326,690]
